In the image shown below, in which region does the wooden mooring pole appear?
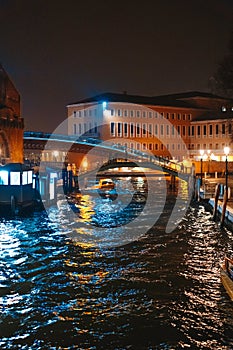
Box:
[212,183,220,221]
[220,185,228,228]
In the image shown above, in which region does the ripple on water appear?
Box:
[1,194,233,348]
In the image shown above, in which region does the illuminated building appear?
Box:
[67,91,233,161]
[0,64,24,163]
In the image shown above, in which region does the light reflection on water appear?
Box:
[0,178,233,349]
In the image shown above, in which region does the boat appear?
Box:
[97,178,117,199]
[98,178,115,190]
[220,257,233,301]
[82,178,117,199]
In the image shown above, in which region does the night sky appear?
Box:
[0,0,233,132]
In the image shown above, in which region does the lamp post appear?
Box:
[207,149,211,174]
[224,146,230,190]
[200,149,204,186]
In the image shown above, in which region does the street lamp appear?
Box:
[207,149,211,174]
[224,146,230,190]
[200,149,204,186]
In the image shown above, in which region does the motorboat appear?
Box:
[98,178,115,190]
[220,257,233,301]
[82,178,117,199]
[97,178,117,199]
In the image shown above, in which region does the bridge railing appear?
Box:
[24,132,193,175]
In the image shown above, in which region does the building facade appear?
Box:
[67,92,233,162]
[0,64,24,163]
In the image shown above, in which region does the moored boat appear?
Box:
[220,257,233,301]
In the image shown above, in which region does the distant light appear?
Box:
[102,101,107,110]
[224,146,230,156]
[222,106,227,112]
[200,149,204,157]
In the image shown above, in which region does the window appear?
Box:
[142,124,146,136]
[149,112,152,118]
[166,125,169,136]
[124,110,128,117]
[117,109,122,117]
[191,126,195,136]
[148,124,152,136]
[136,110,140,118]
[118,122,122,136]
[142,111,146,118]
[79,124,82,134]
[136,123,141,136]
[209,124,212,136]
[148,143,153,150]
[229,123,232,134]
[222,123,226,134]
[84,110,87,117]
[73,111,76,118]
[183,114,186,120]
[130,123,134,136]
[216,125,219,135]
[182,126,186,136]
[203,125,207,136]
[172,125,175,136]
[197,125,201,136]
[110,109,114,116]
[89,110,92,117]
[166,113,169,119]
[78,111,82,117]
[177,113,181,120]
[154,125,158,135]
[177,125,180,135]
[130,110,134,117]
[160,125,164,136]
[110,122,115,136]
[124,123,128,136]
[73,124,77,134]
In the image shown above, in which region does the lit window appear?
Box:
[10,172,20,185]
[22,171,28,185]
[0,171,8,185]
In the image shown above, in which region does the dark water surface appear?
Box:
[1,178,233,349]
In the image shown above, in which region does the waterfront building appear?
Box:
[0,64,24,163]
[67,91,233,162]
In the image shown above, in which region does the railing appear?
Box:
[24,131,194,177]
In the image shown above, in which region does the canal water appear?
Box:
[0,177,233,349]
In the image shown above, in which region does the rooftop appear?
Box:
[68,91,232,110]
